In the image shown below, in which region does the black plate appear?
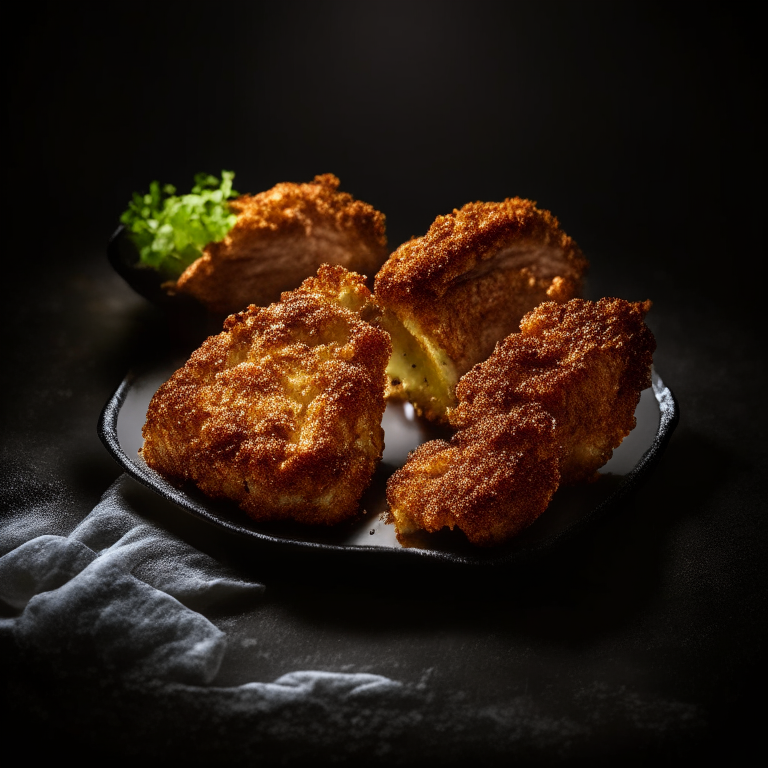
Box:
[98,359,678,567]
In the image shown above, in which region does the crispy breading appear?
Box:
[386,297,655,546]
[173,174,388,314]
[386,404,561,546]
[451,298,656,484]
[141,265,391,525]
[374,198,587,422]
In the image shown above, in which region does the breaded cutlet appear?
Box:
[374,198,587,422]
[174,174,388,314]
[141,265,391,525]
[386,297,655,546]
[387,404,561,546]
[451,298,656,484]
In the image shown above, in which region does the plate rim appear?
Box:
[97,367,679,567]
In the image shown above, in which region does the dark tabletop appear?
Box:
[2,2,765,765]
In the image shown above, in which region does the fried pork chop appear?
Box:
[173,174,388,314]
[141,265,391,525]
[451,298,656,484]
[386,297,655,545]
[374,198,587,422]
[387,404,561,547]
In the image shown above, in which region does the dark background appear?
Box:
[2,1,765,764]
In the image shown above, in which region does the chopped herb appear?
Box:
[120,171,239,279]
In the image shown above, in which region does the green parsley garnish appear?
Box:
[120,171,239,279]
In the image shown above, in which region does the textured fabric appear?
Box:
[0,475,703,764]
[0,476,399,699]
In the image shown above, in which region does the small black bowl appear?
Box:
[107,225,205,313]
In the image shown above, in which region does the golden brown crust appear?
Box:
[451,298,656,484]
[141,265,391,525]
[386,404,561,546]
[174,174,388,314]
[286,262,385,327]
[375,198,587,375]
[386,297,655,546]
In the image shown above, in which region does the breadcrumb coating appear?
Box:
[386,297,655,546]
[374,198,587,421]
[141,265,391,525]
[173,174,388,314]
[387,404,561,546]
[451,298,656,484]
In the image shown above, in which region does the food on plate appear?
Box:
[119,173,388,315]
[130,170,653,548]
[120,171,239,280]
[141,265,391,525]
[450,298,657,484]
[386,404,561,546]
[386,297,656,545]
[173,174,388,314]
[374,198,588,422]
